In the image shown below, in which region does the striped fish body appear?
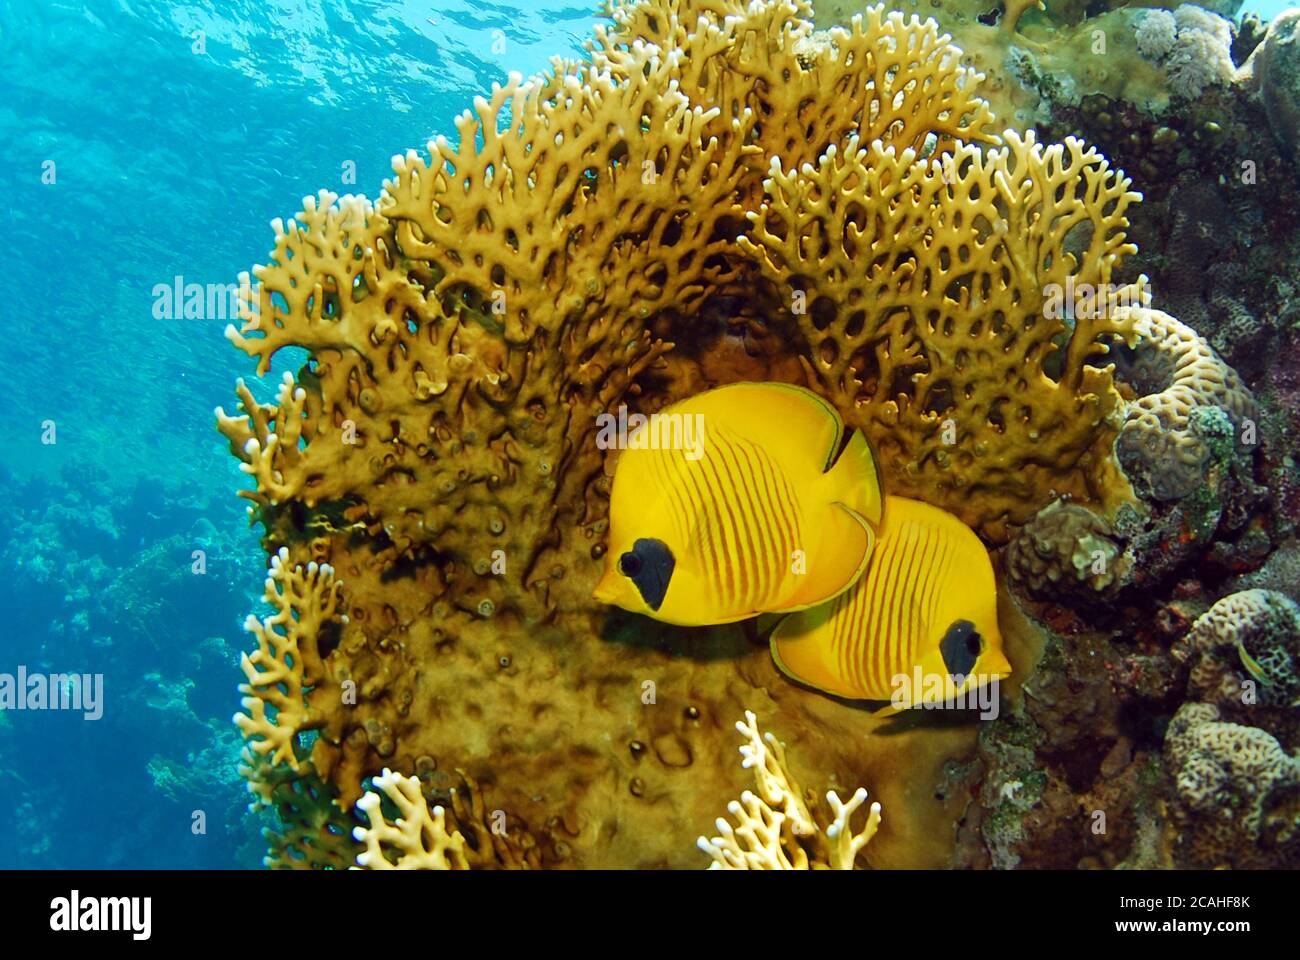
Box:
[594,382,884,626]
[769,496,1011,709]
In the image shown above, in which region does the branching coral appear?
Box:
[218,0,1232,868]
[745,128,1147,538]
[233,548,342,773]
[352,767,541,869]
[697,711,881,869]
[247,761,358,870]
[354,768,470,869]
[817,0,1184,125]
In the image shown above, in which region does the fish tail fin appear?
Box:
[820,428,884,526]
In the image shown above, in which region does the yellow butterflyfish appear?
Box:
[769,495,1011,714]
[593,382,884,626]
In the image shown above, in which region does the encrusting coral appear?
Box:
[1164,701,1300,868]
[697,711,881,869]
[216,0,1247,869]
[1173,589,1300,715]
[1004,500,1127,602]
[1113,308,1258,501]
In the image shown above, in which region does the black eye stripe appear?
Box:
[622,538,675,611]
[940,619,980,678]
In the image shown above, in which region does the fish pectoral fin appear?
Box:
[783,501,875,611]
[768,607,854,698]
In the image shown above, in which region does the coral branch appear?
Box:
[353,769,470,870]
[699,712,881,869]
[233,548,342,771]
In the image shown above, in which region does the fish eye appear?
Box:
[619,551,643,577]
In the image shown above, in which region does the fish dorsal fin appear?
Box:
[682,382,844,477]
[816,427,884,527]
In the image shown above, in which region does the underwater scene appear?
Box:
[3,0,1300,882]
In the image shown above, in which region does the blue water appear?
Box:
[1248,0,1290,17]
[0,0,598,869]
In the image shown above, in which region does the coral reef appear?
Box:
[745,128,1145,539]
[1136,6,1238,101]
[1248,9,1300,158]
[816,0,1236,127]
[235,549,342,776]
[0,462,265,868]
[956,600,1177,870]
[1164,702,1300,867]
[1156,591,1300,868]
[217,0,1274,871]
[353,769,469,869]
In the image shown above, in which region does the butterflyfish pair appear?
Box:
[593,381,1011,711]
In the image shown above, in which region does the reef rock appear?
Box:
[1248,9,1300,160]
